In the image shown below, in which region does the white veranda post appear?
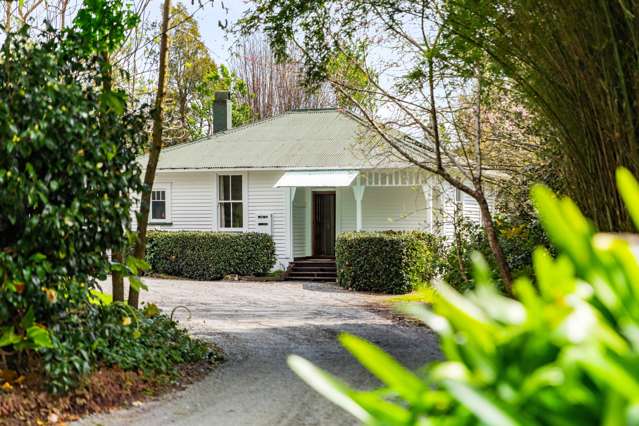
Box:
[422,176,442,234]
[289,187,296,259]
[352,177,365,232]
[422,183,433,232]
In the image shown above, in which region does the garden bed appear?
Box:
[0,347,224,425]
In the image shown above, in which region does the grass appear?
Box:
[389,283,438,304]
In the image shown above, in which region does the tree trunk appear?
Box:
[99,50,127,304]
[111,250,125,301]
[477,194,512,293]
[129,0,171,308]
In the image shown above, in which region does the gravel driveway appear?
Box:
[78,278,440,426]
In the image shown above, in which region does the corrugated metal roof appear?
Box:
[143,109,409,170]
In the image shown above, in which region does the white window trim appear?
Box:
[216,172,248,232]
[150,183,172,223]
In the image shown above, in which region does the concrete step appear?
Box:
[290,262,336,268]
[291,266,337,273]
[289,271,336,277]
[286,275,336,282]
[286,258,337,282]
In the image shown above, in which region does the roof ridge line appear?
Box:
[158,111,296,153]
[158,108,348,153]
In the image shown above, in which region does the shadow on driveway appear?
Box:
[79,279,440,426]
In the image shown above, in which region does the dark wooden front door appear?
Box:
[313,192,336,257]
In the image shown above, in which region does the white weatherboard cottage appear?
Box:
[142,92,491,269]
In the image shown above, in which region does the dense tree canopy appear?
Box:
[164,4,252,145]
[0,9,146,354]
[441,0,639,232]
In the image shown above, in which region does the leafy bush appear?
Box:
[42,301,210,394]
[335,231,443,294]
[146,231,276,280]
[0,17,145,356]
[442,215,551,292]
[287,167,639,425]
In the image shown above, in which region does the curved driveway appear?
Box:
[79,278,439,426]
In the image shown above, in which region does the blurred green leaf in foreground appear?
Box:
[288,167,639,426]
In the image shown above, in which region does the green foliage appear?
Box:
[146,231,276,280]
[441,0,639,232]
[326,47,377,111]
[164,4,253,146]
[71,0,140,55]
[287,167,639,425]
[335,231,443,294]
[0,21,146,355]
[42,302,210,394]
[442,215,551,293]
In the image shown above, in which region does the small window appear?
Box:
[218,175,243,229]
[150,186,171,222]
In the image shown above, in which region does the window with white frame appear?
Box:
[218,175,243,229]
[150,185,171,222]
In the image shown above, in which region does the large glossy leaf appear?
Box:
[287,355,372,423]
[129,276,149,292]
[0,327,21,347]
[432,282,497,355]
[26,325,53,349]
[444,380,527,426]
[531,185,592,270]
[616,167,639,230]
[339,333,424,406]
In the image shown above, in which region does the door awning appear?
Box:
[274,170,359,188]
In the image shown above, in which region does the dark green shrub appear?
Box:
[42,301,211,394]
[0,19,145,355]
[335,231,443,294]
[287,168,639,426]
[146,231,276,280]
[442,215,552,292]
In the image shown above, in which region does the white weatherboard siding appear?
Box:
[144,170,291,266]
[362,187,427,231]
[462,192,481,224]
[149,171,216,231]
[337,186,427,233]
[437,181,496,240]
[337,187,356,232]
[246,171,290,263]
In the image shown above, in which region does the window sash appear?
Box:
[218,175,243,229]
[151,190,167,220]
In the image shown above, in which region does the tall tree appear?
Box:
[129,0,172,308]
[163,3,213,144]
[231,35,335,120]
[242,1,522,290]
[442,0,639,232]
[163,4,252,145]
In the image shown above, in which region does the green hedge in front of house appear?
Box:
[335,231,442,294]
[145,231,276,280]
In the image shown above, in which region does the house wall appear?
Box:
[144,170,496,268]
[337,186,428,233]
[246,171,291,264]
[150,171,216,230]
[147,170,292,267]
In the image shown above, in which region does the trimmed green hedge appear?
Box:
[335,231,442,294]
[146,231,276,280]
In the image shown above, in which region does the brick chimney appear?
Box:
[213,91,232,133]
